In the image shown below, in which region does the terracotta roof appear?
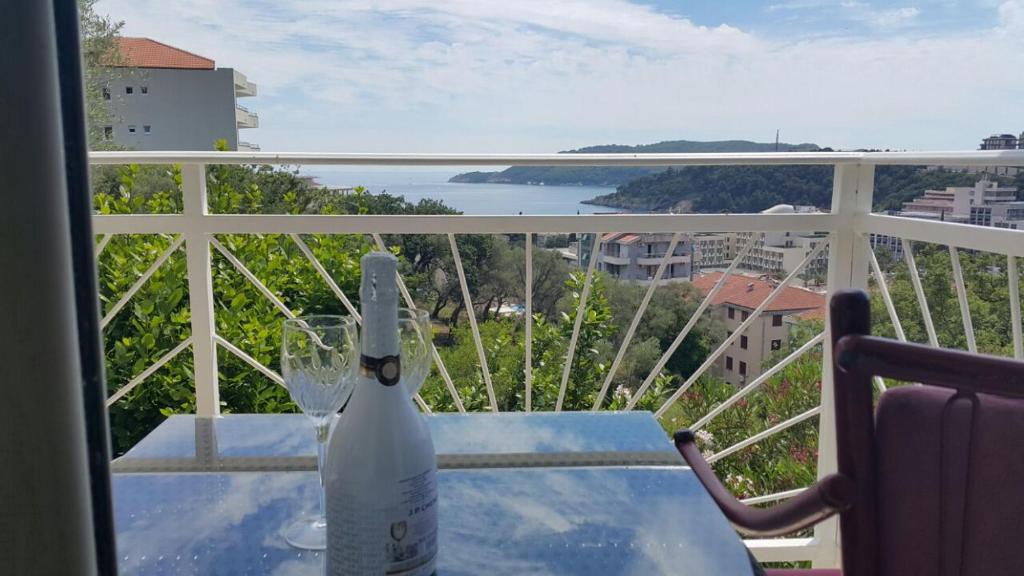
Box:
[112,37,214,69]
[691,271,826,319]
[602,233,641,245]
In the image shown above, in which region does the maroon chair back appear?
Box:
[831,290,1024,576]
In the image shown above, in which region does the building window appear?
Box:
[772,315,783,327]
[125,86,133,95]
[103,126,113,140]
[740,335,748,349]
[741,310,750,321]
[127,125,136,134]
[739,361,747,376]
[726,356,733,371]
[771,339,782,351]
[728,307,735,320]
[102,87,110,100]
[140,86,149,95]
[143,125,151,134]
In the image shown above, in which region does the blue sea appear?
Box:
[310,168,618,215]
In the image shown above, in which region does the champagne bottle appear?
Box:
[326,252,438,576]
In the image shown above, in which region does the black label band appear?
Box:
[360,354,401,386]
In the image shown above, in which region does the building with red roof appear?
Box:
[598,233,696,284]
[99,38,258,151]
[691,271,826,386]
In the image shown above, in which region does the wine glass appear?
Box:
[398,308,432,397]
[281,315,358,550]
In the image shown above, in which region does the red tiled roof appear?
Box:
[112,37,214,69]
[691,271,826,318]
[602,233,640,245]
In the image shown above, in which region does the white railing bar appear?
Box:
[289,233,361,322]
[92,213,839,236]
[874,376,888,393]
[864,236,906,341]
[948,246,977,353]
[94,233,112,257]
[88,149,1024,167]
[448,234,498,412]
[901,239,939,347]
[741,488,807,505]
[525,233,533,413]
[556,233,602,411]
[708,405,822,464]
[593,233,681,410]
[857,214,1024,259]
[744,537,819,563]
[210,237,295,319]
[106,336,193,406]
[627,234,759,411]
[373,234,465,413]
[655,239,831,419]
[214,335,285,387]
[1009,256,1023,360]
[413,394,432,413]
[691,332,826,431]
[100,235,185,329]
[629,237,761,409]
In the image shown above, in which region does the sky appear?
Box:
[96,0,1024,152]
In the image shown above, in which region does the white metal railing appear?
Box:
[89,150,1024,567]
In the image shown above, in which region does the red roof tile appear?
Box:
[112,37,214,70]
[691,271,826,318]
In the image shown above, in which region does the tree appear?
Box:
[78,0,123,149]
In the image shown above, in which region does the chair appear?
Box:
[674,289,1024,576]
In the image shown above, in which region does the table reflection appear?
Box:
[114,413,681,472]
[113,467,752,575]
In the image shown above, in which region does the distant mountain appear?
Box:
[448,139,822,186]
[585,165,1015,213]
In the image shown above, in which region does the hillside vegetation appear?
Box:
[586,165,1023,213]
[449,139,820,186]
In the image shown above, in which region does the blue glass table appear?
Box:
[112,413,755,575]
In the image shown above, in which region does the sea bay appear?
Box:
[310,168,618,215]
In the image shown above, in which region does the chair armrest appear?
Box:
[674,429,855,537]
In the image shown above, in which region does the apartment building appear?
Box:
[979,133,1024,150]
[694,233,729,269]
[692,272,826,386]
[723,206,829,279]
[101,38,258,151]
[597,233,696,283]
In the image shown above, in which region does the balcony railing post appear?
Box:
[182,163,220,416]
[816,163,874,567]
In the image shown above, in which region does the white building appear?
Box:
[101,38,258,151]
[597,233,696,283]
[730,205,829,279]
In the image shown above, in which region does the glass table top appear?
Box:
[113,413,681,472]
[113,467,754,575]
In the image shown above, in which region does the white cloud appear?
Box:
[865,6,920,27]
[96,0,1024,152]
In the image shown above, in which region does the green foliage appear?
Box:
[589,165,1014,213]
[97,163,443,453]
[78,0,123,149]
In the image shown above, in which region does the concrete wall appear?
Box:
[101,67,238,150]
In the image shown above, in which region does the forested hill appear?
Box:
[448,139,821,186]
[584,165,1022,213]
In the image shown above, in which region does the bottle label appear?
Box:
[329,468,438,575]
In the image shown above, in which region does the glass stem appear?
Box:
[315,422,329,526]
